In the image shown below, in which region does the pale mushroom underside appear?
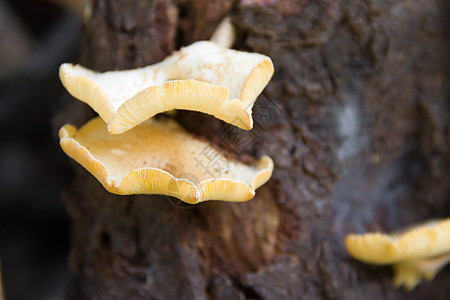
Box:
[392,252,450,290]
[60,41,274,134]
[59,117,273,204]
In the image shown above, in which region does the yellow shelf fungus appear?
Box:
[59,117,273,204]
[60,41,274,134]
[345,218,450,290]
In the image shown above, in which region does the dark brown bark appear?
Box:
[58,0,450,299]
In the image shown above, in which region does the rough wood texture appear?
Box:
[59,0,450,299]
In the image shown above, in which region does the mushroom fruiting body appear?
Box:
[59,117,273,204]
[60,41,274,134]
[345,218,450,290]
[392,253,450,290]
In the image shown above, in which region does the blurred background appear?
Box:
[0,0,82,298]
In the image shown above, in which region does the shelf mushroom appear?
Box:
[345,218,450,290]
[59,41,274,134]
[59,117,273,204]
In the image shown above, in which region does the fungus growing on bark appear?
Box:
[59,41,274,134]
[345,218,450,290]
[59,117,273,204]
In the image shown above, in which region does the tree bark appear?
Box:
[58,0,450,299]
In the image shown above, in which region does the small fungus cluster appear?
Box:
[58,22,274,204]
[346,218,450,290]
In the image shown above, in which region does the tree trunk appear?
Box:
[58,0,450,299]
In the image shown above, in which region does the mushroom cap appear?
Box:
[345,218,450,265]
[59,41,274,134]
[59,117,273,204]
